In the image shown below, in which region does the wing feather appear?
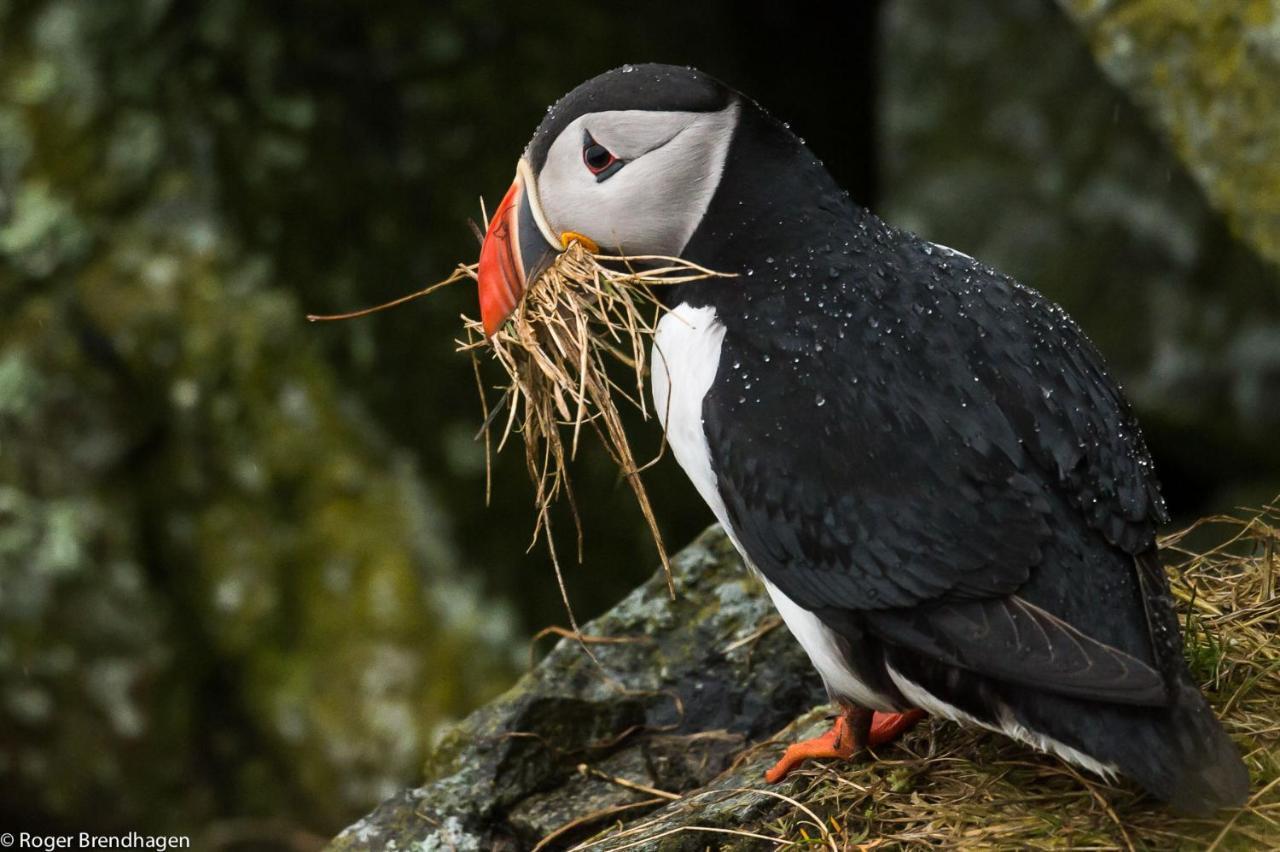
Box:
[864,596,1166,705]
[700,227,1169,699]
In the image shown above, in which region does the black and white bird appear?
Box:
[474,64,1248,813]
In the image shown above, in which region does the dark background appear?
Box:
[2,0,1277,848]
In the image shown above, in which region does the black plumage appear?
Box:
[506,64,1248,814]
[664,87,1247,812]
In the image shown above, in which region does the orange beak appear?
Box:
[477,167,559,336]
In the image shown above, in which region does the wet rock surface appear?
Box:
[329,526,824,851]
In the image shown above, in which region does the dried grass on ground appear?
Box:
[754,502,1280,851]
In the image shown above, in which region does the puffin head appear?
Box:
[476,64,744,336]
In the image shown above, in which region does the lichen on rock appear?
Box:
[328,526,823,851]
[1055,0,1280,269]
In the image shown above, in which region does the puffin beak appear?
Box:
[477,160,561,337]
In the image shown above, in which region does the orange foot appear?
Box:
[870,708,925,746]
[764,709,925,783]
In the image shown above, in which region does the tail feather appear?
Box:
[1017,677,1247,815]
[862,495,1248,812]
[882,649,1249,814]
[1141,681,1248,815]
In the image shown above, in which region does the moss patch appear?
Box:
[1058,0,1280,269]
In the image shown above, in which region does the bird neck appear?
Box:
[665,103,873,312]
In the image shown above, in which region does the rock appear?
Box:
[328,526,824,851]
[1055,0,1280,269]
[334,512,1280,850]
[879,0,1280,510]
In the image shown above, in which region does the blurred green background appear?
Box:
[2,0,1277,848]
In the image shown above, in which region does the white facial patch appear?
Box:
[536,101,739,256]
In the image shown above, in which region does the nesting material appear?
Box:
[308,238,730,633]
[458,242,732,619]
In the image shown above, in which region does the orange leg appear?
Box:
[764,708,925,783]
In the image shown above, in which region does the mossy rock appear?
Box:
[880,0,1280,512]
[0,2,515,835]
[1056,0,1280,270]
[329,526,824,851]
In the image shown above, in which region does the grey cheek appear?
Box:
[538,102,738,256]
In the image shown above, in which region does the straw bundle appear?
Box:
[309,234,730,632]
[457,242,732,622]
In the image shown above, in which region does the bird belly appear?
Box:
[651,303,897,711]
[884,665,1120,779]
[762,578,900,711]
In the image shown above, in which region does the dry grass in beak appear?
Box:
[308,238,731,643]
[458,242,732,625]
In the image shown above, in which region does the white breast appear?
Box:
[651,303,895,710]
[651,303,732,530]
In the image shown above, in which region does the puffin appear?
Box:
[473,64,1248,814]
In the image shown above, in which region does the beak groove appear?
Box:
[477,164,560,337]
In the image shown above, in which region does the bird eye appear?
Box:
[582,133,623,181]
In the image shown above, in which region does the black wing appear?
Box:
[702,232,1168,701]
[865,597,1165,705]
